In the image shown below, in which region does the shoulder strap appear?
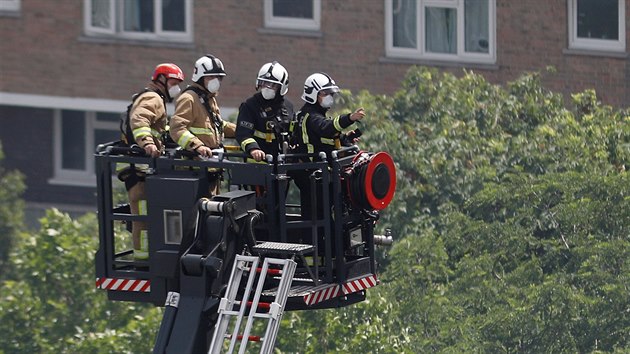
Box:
[183,86,224,136]
[120,88,166,146]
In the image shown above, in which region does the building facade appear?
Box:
[0,0,628,216]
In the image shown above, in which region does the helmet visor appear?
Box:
[319,87,339,96]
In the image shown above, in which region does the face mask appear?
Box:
[320,94,334,108]
[168,85,181,99]
[261,87,276,100]
[206,78,221,93]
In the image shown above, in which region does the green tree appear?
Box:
[0,209,161,353]
[0,140,25,279]
[277,67,629,352]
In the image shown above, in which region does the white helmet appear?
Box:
[191,54,226,83]
[256,61,289,96]
[301,72,339,104]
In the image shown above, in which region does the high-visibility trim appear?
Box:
[132,126,152,139]
[241,137,257,150]
[253,130,275,140]
[320,137,335,145]
[189,127,214,135]
[150,128,161,138]
[96,277,151,292]
[138,200,147,215]
[301,113,314,158]
[177,130,196,148]
[116,162,130,173]
[333,115,343,131]
[302,274,379,306]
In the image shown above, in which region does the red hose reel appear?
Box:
[345,151,396,210]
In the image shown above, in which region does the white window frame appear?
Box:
[385,0,496,64]
[0,0,20,12]
[84,0,193,42]
[264,0,321,31]
[568,0,626,52]
[52,110,121,187]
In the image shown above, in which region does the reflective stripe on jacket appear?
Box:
[170,83,236,151]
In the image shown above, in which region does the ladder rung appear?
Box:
[227,334,262,342]
[234,300,271,310]
[256,267,282,275]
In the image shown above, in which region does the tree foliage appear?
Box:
[0,210,161,353]
[276,67,630,352]
[0,141,25,279]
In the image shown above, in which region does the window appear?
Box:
[385,0,496,64]
[84,0,192,42]
[52,110,120,186]
[264,0,321,31]
[0,0,20,12]
[568,0,625,52]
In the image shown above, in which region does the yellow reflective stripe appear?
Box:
[116,162,130,173]
[189,127,214,135]
[241,137,256,150]
[333,115,343,131]
[151,128,161,138]
[132,126,152,139]
[177,130,196,148]
[253,130,276,140]
[301,113,314,157]
[136,230,149,257]
[116,163,149,173]
[222,121,230,128]
[138,200,147,215]
[320,137,335,145]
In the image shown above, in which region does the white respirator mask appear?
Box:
[206,78,221,93]
[261,87,276,100]
[168,85,182,99]
[320,94,334,108]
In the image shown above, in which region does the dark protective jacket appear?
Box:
[235,92,294,157]
[292,103,355,160]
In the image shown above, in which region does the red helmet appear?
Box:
[152,63,184,81]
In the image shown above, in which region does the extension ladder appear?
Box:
[208,254,296,354]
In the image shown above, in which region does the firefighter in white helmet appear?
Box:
[170,54,236,195]
[291,72,365,218]
[235,61,294,162]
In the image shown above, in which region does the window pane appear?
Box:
[96,111,120,123]
[272,0,313,19]
[393,0,417,48]
[425,7,457,54]
[61,110,86,170]
[162,0,185,32]
[124,0,154,32]
[91,0,110,28]
[95,128,120,148]
[465,0,489,53]
[577,0,619,40]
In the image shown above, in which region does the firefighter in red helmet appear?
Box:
[119,63,184,261]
